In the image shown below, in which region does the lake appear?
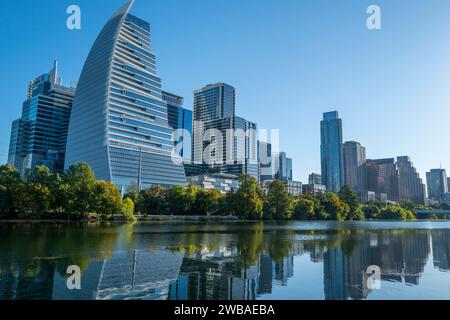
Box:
[1,220,449,300]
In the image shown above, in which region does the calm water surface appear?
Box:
[1,221,450,300]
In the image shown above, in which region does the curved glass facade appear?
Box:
[65,0,187,192]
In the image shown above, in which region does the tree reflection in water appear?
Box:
[0,221,449,300]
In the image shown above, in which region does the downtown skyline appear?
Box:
[1,0,450,184]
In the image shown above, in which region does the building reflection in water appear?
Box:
[1,225,450,300]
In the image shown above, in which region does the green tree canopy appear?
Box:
[266,180,293,220]
[62,163,96,217]
[320,192,348,221]
[339,185,364,220]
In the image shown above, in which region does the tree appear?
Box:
[362,204,381,220]
[339,185,364,220]
[167,186,189,215]
[320,192,348,221]
[207,189,222,215]
[137,186,167,215]
[233,174,264,219]
[266,180,293,220]
[0,164,23,216]
[124,181,140,203]
[122,197,136,222]
[62,163,96,218]
[93,181,123,218]
[379,205,415,220]
[400,199,416,211]
[294,197,316,220]
[23,166,55,217]
[193,188,210,216]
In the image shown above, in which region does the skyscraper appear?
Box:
[396,156,426,205]
[65,1,187,192]
[190,83,257,179]
[162,91,192,160]
[320,111,344,193]
[274,152,293,181]
[8,61,75,175]
[426,169,448,201]
[367,158,400,202]
[343,141,367,194]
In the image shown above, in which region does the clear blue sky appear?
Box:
[1,0,450,183]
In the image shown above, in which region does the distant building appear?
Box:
[367,158,400,202]
[162,91,192,160]
[258,141,273,181]
[308,173,322,185]
[274,152,293,182]
[261,180,302,197]
[187,173,239,194]
[320,111,344,193]
[426,169,448,201]
[396,156,426,205]
[8,61,75,175]
[302,184,326,196]
[442,193,450,206]
[343,141,368,197]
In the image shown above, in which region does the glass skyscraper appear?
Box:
[320,111,344,193]
[8,61,75,175]
[65,1,187,192]
[426,169,448,201]
[162,91,192,160]
[274,152,293,182]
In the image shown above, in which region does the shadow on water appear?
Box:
[0,221,449,300]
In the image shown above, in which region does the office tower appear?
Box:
[8,61,75,175]
[367,158,400,202]
[191,83,257,179]
[308,173,322,185]
[396,156,426,205]
[343,141,367,194]
[65,1,187,193]
[320,111,344,193]
[274,152,293,181]
[426,169,448,201]
[258,141,273,181]
[162,91,192,160]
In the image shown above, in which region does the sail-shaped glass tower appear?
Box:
[65,0,187,192]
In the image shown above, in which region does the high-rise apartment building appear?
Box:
[191,83,257,179]
[65,1,187,193]
[343,141,367,194]
[8,61,75,175]
[367,158,400,202]
[320,111,344,193]
[426,169,448,201]
[396,156,426,205]
[162,91,192,160]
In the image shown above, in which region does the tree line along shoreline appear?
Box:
[0,163,448,222]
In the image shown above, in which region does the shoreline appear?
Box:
[0,217,449,224]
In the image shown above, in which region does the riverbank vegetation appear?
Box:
[0,163,448,221]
